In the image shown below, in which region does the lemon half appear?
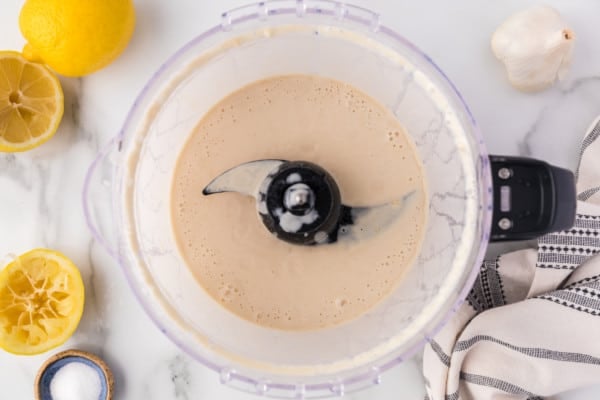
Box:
[0,51,63,153]
[0,249,85,355]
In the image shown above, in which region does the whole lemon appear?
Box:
[19,0,136,77]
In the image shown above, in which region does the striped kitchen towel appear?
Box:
[423,116,600,400]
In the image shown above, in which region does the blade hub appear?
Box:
[259,161,342,245]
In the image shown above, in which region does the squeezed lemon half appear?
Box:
[0,51,63,152]
[0,249,84,355]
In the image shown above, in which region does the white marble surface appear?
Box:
[1,0,599,399]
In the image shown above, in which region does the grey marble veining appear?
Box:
[519,76,600,160]
[1,1,600,399]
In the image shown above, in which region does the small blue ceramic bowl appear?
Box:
[35,350,113,400]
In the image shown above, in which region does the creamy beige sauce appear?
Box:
[171,74,427,330]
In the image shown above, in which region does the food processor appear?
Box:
[83,1,576,397]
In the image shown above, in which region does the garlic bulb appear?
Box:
[491,5,575,92]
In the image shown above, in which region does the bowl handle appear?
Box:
[82,136,122,259]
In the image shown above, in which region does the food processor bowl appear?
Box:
[83,1,492,397]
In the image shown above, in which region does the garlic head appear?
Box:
[491,5,575,92]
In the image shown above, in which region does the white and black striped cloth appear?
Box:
[423,116,600,400]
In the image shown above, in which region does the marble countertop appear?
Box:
[1,0,599,399]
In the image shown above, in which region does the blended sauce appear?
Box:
[171,75,427,330]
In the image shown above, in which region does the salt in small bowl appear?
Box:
[35,349,113,400]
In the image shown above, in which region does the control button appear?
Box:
[498,218,513,230]
[498,167,512,180]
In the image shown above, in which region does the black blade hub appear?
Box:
[258,161,343,245]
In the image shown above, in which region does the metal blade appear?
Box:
[202,160,284,197]
[337,191,416,242]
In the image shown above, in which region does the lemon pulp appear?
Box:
[0,51,63,152]
[0,249,84,355]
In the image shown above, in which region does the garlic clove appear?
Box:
[491,5,575,92]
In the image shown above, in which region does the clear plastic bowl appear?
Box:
[83,1,492,398]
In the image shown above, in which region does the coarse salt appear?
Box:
[49,361,102,400]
